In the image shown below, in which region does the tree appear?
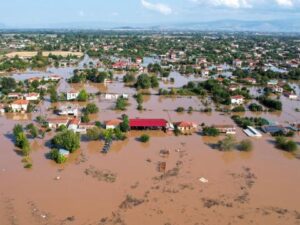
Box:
[140,134,150,143]
[115,97,128,111]
[84,103,99,114]
[232,105,246,112]
[101,129,114,142]
[248,103,263,112]
[81,112,90,123]
[78,89,88,101]
[218,135,236,151]
[52,130,80,153]
[26,123,38,138]
[120,114,130,132]
[275,136,298,152]
[202,126,220,137]
[49,86,58,103]
[238,139,253,151]
[49,149,67,164]
[15,132,30,156]
[13,124,23,137]
[176,107,185,112]
[86,127,102,140]
[135,74,151,89]
[123,73,136,83]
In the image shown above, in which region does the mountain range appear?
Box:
[0,20,299,33]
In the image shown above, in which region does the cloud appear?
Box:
[190,0,300,9]
[141,0,172,15]
[190,0,252,8]
[276,0,293,7]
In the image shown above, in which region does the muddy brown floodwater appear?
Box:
[1,62,300,225]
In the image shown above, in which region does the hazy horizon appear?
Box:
[1,0,300,29]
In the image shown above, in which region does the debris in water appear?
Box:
[199,177,208,183]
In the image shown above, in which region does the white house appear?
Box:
[231,95,244,105]
[233,59,242,68]
[57,106,78,116]
[284,92,298,100]
[68,118,81,131]
[24,92,40,101]
[67,91,79,101]
[0,104,5,113]
[105,119,122,129]
[10,99,29,112]
[47,118,69,129]
[7,93,22,99]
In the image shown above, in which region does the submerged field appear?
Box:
[0,62,300,225]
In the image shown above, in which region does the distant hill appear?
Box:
[1,20,299,33]
[150,20,300,33]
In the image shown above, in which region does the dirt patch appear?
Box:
[84,166,117,183]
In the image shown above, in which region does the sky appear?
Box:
[0,0,300,27]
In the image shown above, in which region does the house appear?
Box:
[67,91,79,101]
[243,77,256,85]
[233,59,242,68]
[0,104,5,113]
[175,121,198,132]
[78,122,95,130]
[231,95,244,105]
[59,149,70,158]
[214,125,236,134]
[229,84,239,91]
[68,118,81,131]
[243,126,262,137]
[267,80,278,86]
[201,69,209,77]
[112,61,127,69]
[105,119,123,129]
[283,91,298,100]
[57,106,78,116]
[261,125,285,135]
[269,85,283,93]
[129,119,167,130]
[136,57,143,64]
[48,75,61,82]
[47,117,69,129]
[10,99,29,112]
[27,77,42,83]
[24,92,40,101]
[7,93,22,99]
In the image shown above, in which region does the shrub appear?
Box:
[275,136,298,152]
[115,97,128,111]
[86,127,102,140]
[202,126,220,137]
[176,107,185,113]
[52,130,80,153]
[238,139,253,151]
[232,105,245,112]
[140,134,150,143]
[248,103,263,112]
[78,89,88,101]
[218,135,236,151]
[84,103,99,114]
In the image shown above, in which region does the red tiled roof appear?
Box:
[106,119,122,126]
[130,119,167,128]
[231,95,244,99]
[12,99,29,105]
[69,118,80,125]
[175,121,196,128]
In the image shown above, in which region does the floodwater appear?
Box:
[1,56,300,225]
